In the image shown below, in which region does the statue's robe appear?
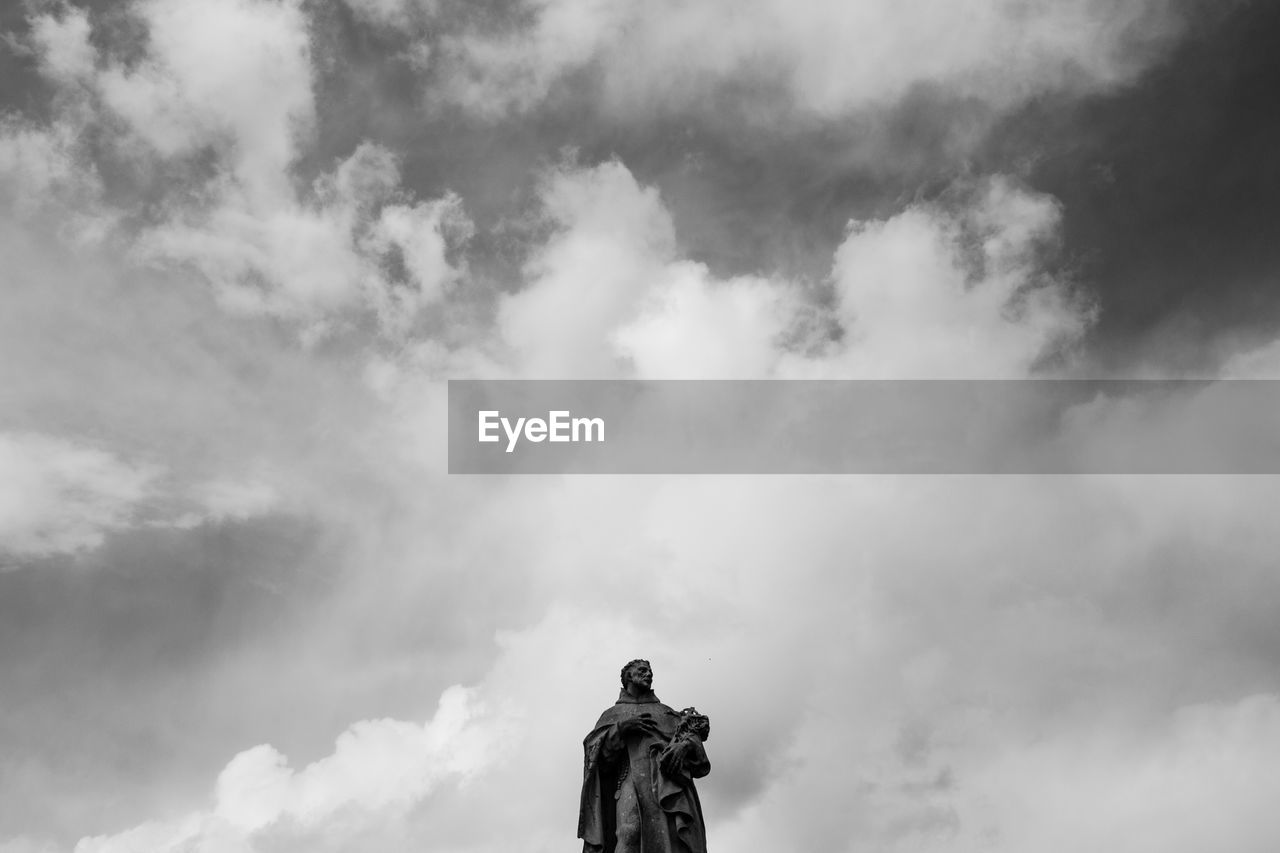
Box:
[578,690,710,853]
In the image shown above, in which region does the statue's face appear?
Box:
[626,661,653,691]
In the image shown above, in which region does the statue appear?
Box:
[577,659,712,853]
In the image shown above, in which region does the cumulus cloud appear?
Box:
[93,0,312,192]
[70,610,642,853]
[93,0,472,335]
[793,176,1090,377]
[14,0,470,337]
[497,161,1085,379]
[0,433,158,559]
[28,6,95,82]
[613,266,803,379]
[497,161,681,376]
[73,685,504,853]
[136,142,471,335]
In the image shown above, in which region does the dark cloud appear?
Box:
[296,0,1280,376]
[302,9,997,288]
[981,0,1280,370]
[0,7,49,120]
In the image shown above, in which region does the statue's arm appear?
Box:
[659,734,711,781]
[585,718,628,767]
[600,723,625,760]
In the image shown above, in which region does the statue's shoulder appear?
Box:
[589,703,629,729]
[591,700,679,728]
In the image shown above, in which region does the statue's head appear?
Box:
[620,659,653,692]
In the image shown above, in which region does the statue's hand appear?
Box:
[659,739,689,778]
[617,713,657,736]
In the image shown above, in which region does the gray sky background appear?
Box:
[3,1,1280,851]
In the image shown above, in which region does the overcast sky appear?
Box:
[3,0,1280,851]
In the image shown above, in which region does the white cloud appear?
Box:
[0,117,104,230]
[191,478,280,523]
[73,675,509,851]
[83,0,467,333]
[19,1,470,336]
[343,0,437,30]
[0,432,159,559]
[95,0,313,199]
[359,192,474,337]
[213,686,500,832]
[29,6,96,82]
[497,161,678,376]
[498,162,1085,379]
[438,0,1191,118]
[789,176,1090,377]
[439,0,632,116]
[131,141,470,335]
[613,264,803,379]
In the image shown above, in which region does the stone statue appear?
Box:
[578,659,711,853]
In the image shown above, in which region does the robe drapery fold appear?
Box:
[578,691,710,853]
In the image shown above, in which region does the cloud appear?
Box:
[713,692,1280,852]
[934,693,1280,853]
[0,432,159,559]
[4,3,1280,852]
[10,34,1271,846]
[1220,337,1280,379]
[497,161,1086,379]
[68,618,588,852]
[60,471,1280,852]
[496,160,680,376]
[134,142,471,335]
[0,116,104,229]
[93,0,312,193]
[613,265,803,379]
[0,838,60,853]
[185,478,280,525]
[209,687,497,833]
[435,0,1192,118]
[28,6,95,82]
[15,0,470,337]
[342,0,436,30]
[791,176,1091,377]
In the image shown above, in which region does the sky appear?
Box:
[3,0,1280,851]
